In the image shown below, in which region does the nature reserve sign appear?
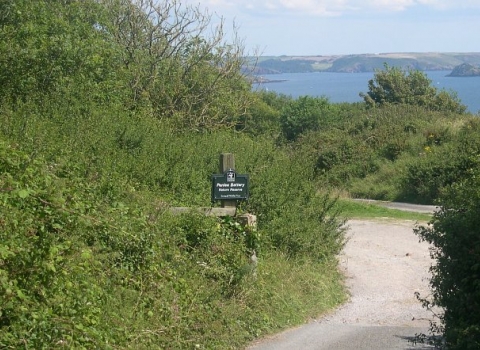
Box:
[211,169,249,201]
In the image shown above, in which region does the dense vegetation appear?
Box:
[413,121,480,349]
[415,169,480,349]
[1,1,479,349]
[0,1,346,348]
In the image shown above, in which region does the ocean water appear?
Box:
[253,71,480,114]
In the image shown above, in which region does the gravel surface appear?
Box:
[248,218,438,350]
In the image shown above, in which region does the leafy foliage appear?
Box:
[0,142,108,347]
[0,0,120,107]
[2,0,478,348]
[284,101,476,203]
[415,166,480,349]
[102,0,253,129]
[0,0,350,348]
[0,0,252,130]
[238,91,288,136]
[280,96,334,141]
[396,118,480,203]
[0,104,346,348]
[360,64,467,114]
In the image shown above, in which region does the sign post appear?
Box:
[212,153,249,207]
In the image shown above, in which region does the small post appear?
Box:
[237,213,257,229]
[219,153,236,209]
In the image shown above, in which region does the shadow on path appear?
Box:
[397,334,441,350]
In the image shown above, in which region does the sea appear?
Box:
[253,71,480,114]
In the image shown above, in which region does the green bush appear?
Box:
[0,138,262,348]
[415,170,480,349]
[398,127,480,204]
[0,142,108,347]
[348,159,401,201]
[299,103,475,203]
[267,194,346,261]
[280,96,333,141]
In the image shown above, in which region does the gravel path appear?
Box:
[248,218,438,350]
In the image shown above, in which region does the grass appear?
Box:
[242,253,347,346]
[312,62,333,71]
[336,199,433,222]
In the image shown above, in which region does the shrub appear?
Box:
[0,142,108,347]
[398,127,480,204]
[267,194,346,261]
[415,170,480,349]
[245,144,346,261]
[280,96,332,141]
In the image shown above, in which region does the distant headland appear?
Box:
[447,63,480,77]
[248,52,480,76]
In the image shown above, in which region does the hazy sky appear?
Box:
[182,0,480,56]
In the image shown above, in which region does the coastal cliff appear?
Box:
[252,52,480,74]
[447,63,480,77]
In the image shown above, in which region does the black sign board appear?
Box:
[211,169,249,201]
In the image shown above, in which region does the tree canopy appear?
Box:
[280,96,332,141]
[0,0,252,129]
[360,64,467,114]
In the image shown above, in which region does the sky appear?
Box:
[182,0,480,56]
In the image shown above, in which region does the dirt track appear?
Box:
[248,218,437,350]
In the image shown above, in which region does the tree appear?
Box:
[239,91,287,136]
[360,64,466,114]
[0,0,253,130]
[102,0,253,129]
[280,96,331,141]
[0,0,120,107]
